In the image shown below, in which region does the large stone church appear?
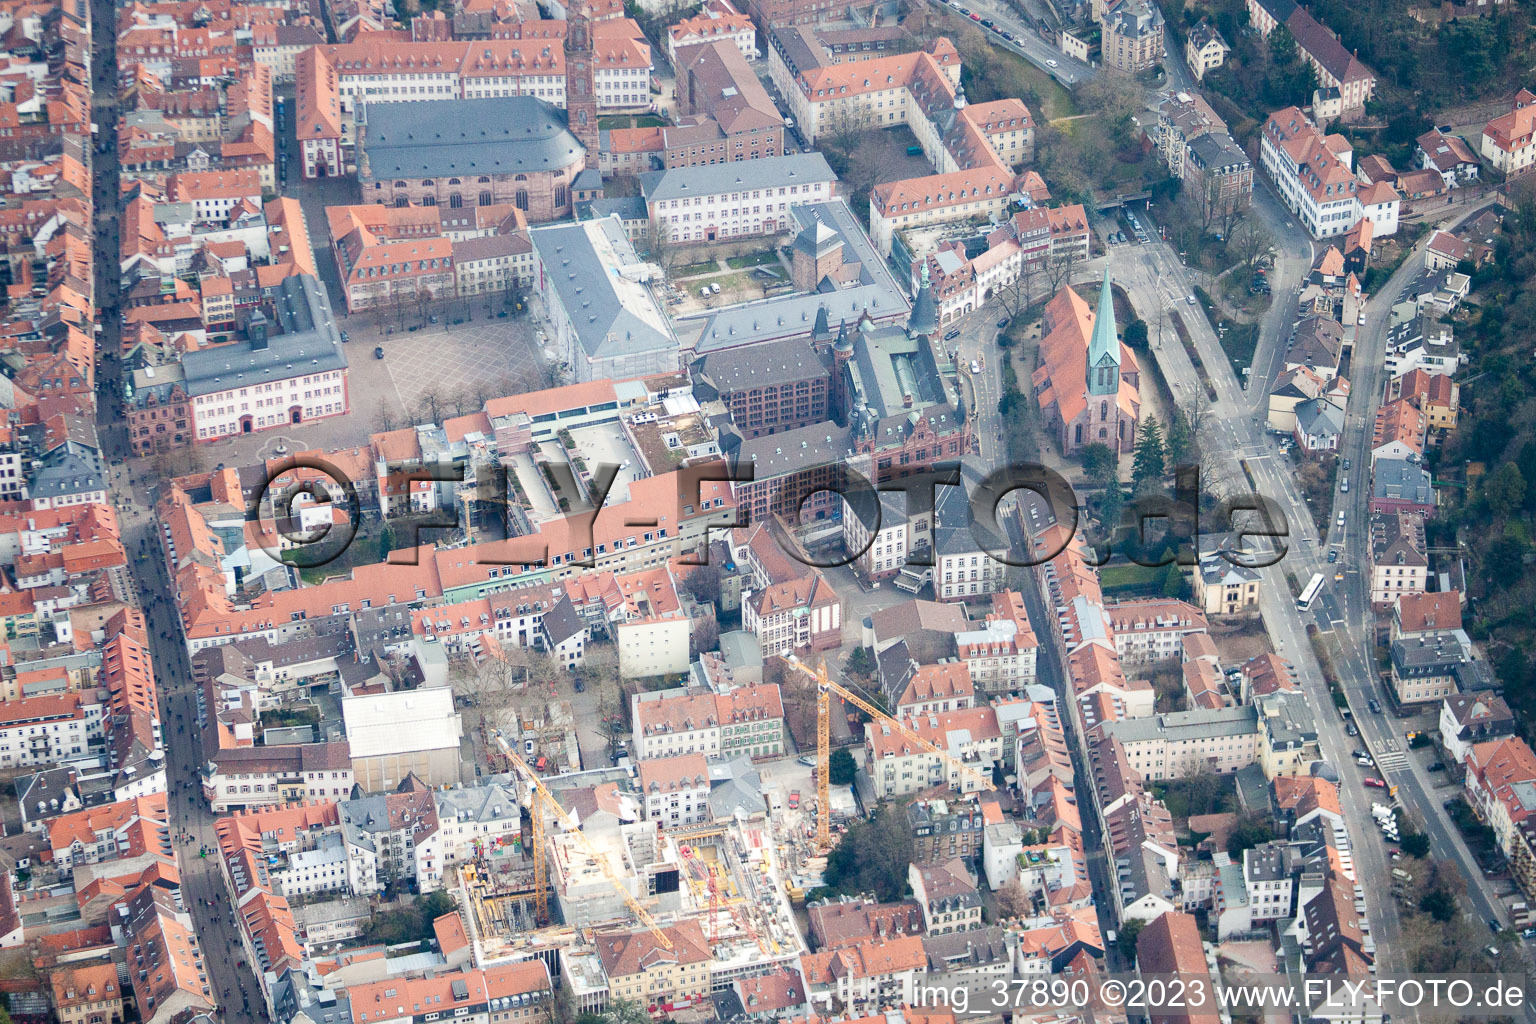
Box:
[1032,275,1141,456]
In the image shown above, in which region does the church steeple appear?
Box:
[908,259,938,339]
[1087,273,1120,397]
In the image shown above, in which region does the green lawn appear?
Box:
[1218,321,1259,373]
[1099,562,1165,593]
[597,114,667,129]
[726,250,781,270]
[674,259,719,278]
[1017,59,1077,122]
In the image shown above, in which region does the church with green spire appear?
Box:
[1032,273,1142,456]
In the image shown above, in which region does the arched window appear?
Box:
[478,176,491,183]
[1074,424,1083,445]
[479,191,493,206]
[394,196,408,207]
[514,173,528,182]
[1100,400,1107,420]
[515,190,529,210]
[449,194,463,208]
[421,179,434,186]
[1099,428,1107,440]
[448,178,461,186]
[421,196,436,206]
[394,180,407,188]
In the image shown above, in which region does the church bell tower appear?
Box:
[565,0,599,154]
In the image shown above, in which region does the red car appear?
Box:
[1363,777,1386,788]
[788,790,800,809]
[969,11,981,17]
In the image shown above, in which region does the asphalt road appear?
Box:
[1321,199,1520,955]
[1104,230,1415,966]
[1115,193,1530,981]
[89,0,270,1015]
[925,0,1095,88]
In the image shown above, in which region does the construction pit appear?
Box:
[455,813,807,981]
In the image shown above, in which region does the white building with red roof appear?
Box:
[637,752,711,825]
[1260,107,1399,239]
[1480,89,1536,176]
[865,705,1002,798]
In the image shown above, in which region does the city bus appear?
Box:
[1297,572,1325,611]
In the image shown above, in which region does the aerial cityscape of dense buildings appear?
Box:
[0,0,1530,1017]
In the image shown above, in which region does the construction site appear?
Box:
[449,734,807,988]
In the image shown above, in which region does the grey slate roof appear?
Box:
[435,781,519,824]
[1187,131,1249,172]
[694,336,828,393]
[576,196,648,223]
[1391,631,1471,676]
[1100,704,1259,743]
[1294,397,1344,440]
[181,274,347,398]
[541,595,586,648]
[681,201,908,354]
[639,152,834,203]
[529,218,675,361]
[28,441,104,501]
[726,420,853,480]
[358,96,583,179]
[1371,458,1433,506]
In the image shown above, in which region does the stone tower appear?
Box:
[908,260,938,340]
[564,0,599,154]
[831,320,855,424]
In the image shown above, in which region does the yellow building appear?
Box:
[1195,553,1261,617]
[594,921,713,1015]
[52,962,125,1024]
[1256,691,1320,778]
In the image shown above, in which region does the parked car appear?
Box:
[788,790,801,809]
[797,755,816,767]
[943,328,961,341]
[980,18,993,27]
[1363,777,1386,788]
[1346,721,1358,736]
[374,346,385,359]
[1327,549,1338,562]
[1186,294,1197,305]
[997,317,1010,329]
[339,330,349,343]
[1427,761,1446,772]
[1369,698,1382,713]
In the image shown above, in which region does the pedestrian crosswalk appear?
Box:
[1374,750,1411,774]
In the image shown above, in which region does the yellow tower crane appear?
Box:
[788,659,994,851]
[491,730,673,949]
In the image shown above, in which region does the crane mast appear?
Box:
[788,659,995,852]
[491,731,673,949]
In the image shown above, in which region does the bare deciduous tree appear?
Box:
[995,259,1040,319]
[1044,246,1083,294]
[1228,215,1268,275]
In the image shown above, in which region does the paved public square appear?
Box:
[374,317,546,419]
